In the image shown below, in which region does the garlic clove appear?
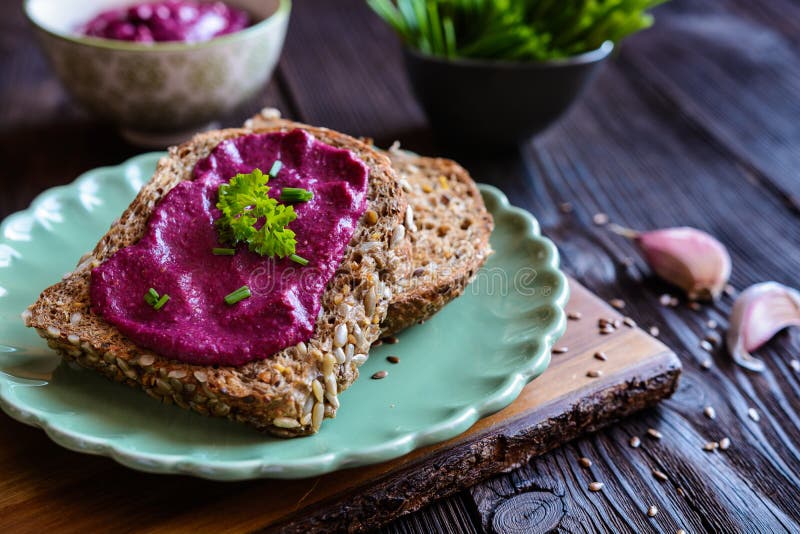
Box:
[611,225,731,301]
[726,282,800,372]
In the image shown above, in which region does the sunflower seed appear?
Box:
[137,354,155,367]
[391,224,405,249]
[365,286,377,317]
[312,379,324,402]
[352,354,368,366]
[333,324,347,348]
[325,374,338,395]
[405,205,416,232]
[70,312,83,325]
[652,469,668,481]
[46,326,61,337]
[193,370,208,383]
[588,481,604,492]
[273,417,300,429]
[333,347,346,364]
[300,413,312,426]
[67,334,80,345]
[325,392,340,409]
[312,402,324,430]
[168,369,186,379]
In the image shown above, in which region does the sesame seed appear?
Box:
[588,481,604,492]
[700,340,714,352]
[704,406,716,419]
[610,298,626,309]
[652,469,668,482]
[649,326,660,337]
[587,369,603,378]
[371,370,388,380]
[647,428,662,440]
[791,360,800,372]
[719,437,731,450]
[707,319,718,329]
[579,457,592,468]
[629,436,641,448]
[623,317,636,328]
[701,359,712,370]
[748,408,760,422]
[568,311,582,320]
[647,505,659,517]
[552,346,569,354]
[594,351,608,361]
[386,355,400,364]
[593,213,609,226]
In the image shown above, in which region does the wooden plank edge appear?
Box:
[270,350,682,533]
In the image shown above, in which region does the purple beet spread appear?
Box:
[90,130,369,366]
[81,1,250,43]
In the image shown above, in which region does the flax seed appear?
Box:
[594,351,608,361]
[371,370,388,379]
[386,355,400,364]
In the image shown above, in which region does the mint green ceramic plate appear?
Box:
[0,154,568,480]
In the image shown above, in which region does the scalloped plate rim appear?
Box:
[0,153,568,480]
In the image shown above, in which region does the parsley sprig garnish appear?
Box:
[216,168,299,259]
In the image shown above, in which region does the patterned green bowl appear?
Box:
[24,0,290,146]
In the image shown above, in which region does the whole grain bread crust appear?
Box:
[26,119,409,437]
[245,110,494,337]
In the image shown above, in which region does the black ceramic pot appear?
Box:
[403,41,614,148]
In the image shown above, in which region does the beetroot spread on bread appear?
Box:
[90,129,369,366]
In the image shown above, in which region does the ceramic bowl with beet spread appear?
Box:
[24,0,290,147]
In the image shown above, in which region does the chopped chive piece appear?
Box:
[269,160,282,177]
[153,294,170,311]
[279,187,314,203]
[213,247,236,256]
[224,285,251,305]
[144,288,159,306]
[290,254,309,266]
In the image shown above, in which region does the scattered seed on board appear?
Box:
[383,336,399,345]
[701,359,712,370]
[371,370,388,380]
[700,340,713,352]
[553,346,569,354]
[587,369,603,378]
[647,428,663,440]
[594,351,608,361]
[568,311,583,320]
[623,317,636,328]
[610,298,626,310]
[649,326,660,337]
[703,441,719,452]
[791,359,800,372]
[588,482,604,492]
[719,437,731,450]
[579,457,592,468]
[593,213,609,226]
[748,408,760,422]
[629,436,641,448]
[647,505,659,517]
[704,406,717,419]
[652,469,668,482]
[386,355,400,364]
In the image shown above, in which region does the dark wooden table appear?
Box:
[3,0,800,532]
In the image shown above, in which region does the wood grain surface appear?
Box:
[2,0,800,532]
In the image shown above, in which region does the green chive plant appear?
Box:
[368,0,664,61]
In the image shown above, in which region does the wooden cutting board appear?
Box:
[0,278,680,534]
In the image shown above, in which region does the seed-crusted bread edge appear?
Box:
[25,120,410,437]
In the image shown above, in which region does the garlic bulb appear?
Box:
[612,225,731,301]
[726,282,800,372]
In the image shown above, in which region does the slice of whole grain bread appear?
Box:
[25,119,409,437]
[246,109,494,336]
